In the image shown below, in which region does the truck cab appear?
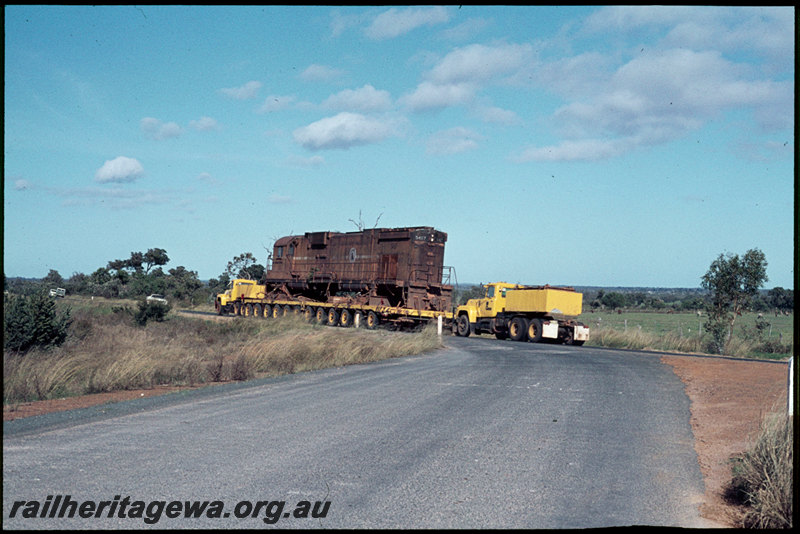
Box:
[215,279,266,314]
[455,282,589,345]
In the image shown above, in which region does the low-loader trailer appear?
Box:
[216,278,452,329]
[454,282,589,345]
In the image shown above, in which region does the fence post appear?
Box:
[788,357,794,416]
[355,313,360,329]
[437,316,443,336]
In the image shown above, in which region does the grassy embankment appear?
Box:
[3,297,443,406]
[578,310,793,359]
[728,409,794,528]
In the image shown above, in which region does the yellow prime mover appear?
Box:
[454,282,590,345]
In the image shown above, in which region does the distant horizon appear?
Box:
[7,274,795,293]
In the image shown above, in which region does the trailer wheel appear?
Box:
[315,307,326,324]
[527,318,543,343]
[304,307,314,322]
[456,315,471,337]
[366,311,379,329]
[233,302,242,316]
[509,317,528,341]
[271,305,282,319]
[254,304,263,318]
[327,308,339,326]
[339,309,353,327]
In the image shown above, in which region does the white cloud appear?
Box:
[300,64,345,82]
[515,139,629,163]
[95,156,144,184]
[322,85,392,113]
[401,43,534,113]
[366,6,450,40]
[427,43,533,85]
[426,127,482,155]
[259,94,297,113]
[400,81,476,112]
[219,80,262,100]
[189,116,218,131]
[475,105,520,125]
[141,117,182,140]
[293,112,399,150]
[520,43,792,162]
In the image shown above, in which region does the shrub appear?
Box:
[728,412,793,528]
[134,300,171,326]
[3,291,71,353]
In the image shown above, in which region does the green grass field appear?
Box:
[577,310,793,359]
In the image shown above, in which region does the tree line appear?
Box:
[3,248,268,306]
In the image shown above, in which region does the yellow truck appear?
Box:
[454,282,589,345]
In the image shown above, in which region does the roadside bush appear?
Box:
[727,411,793,528]
[703,317,730,355]
[3,291,71,353]
[134,300,171,326]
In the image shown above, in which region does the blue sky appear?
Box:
[4,5,795,288]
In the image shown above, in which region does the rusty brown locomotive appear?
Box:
[264,227,453,311]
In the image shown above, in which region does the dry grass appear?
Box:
[588,324,704,354]
[587,323,792,358]
[3,306,443,405]
[727,410,794,528]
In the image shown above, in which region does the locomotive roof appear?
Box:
[273,226,444,247]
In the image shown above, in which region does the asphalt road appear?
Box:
[3,336,715,529]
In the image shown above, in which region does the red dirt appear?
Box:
[661,355,790,527]
[4,354,791,527]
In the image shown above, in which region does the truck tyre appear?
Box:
[272,305,282,319]
[215,299,223,315]
[327,308,339,326]
[509,317,528,341]
[254,304,263,318]
[263,304,272,318]
[315,307,326,324]
[456,315,471,337]
[339,309,353,327]
[366,311,379,329]
[527,318,543,343]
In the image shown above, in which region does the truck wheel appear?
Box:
[509,317,528,341]
[366,311,379,329]
[456,315,471,337]
[327,308,339,326]
[254,304,263,318]
[527,318,543,343]
[215,300,223,315]
[272,305,282,319]
[262,304,272,318]
[339,309,353,327]
[315,307,326,324]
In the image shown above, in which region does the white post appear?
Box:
[355,313,360,329]
[788,357,794,416]
[437,315,443,336]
